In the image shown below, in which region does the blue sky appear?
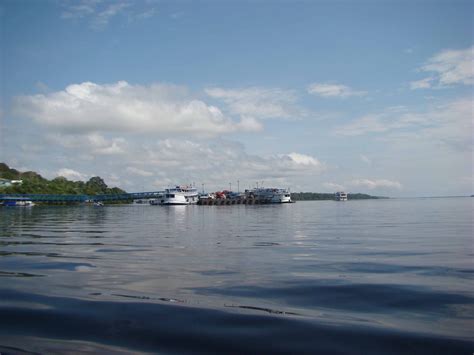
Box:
[1,0,472,196]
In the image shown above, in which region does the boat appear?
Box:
[151,185,199,205]
[335,191,348,201]
[1,197,35,207]
[249,188,292,203]
[199,192,215,201]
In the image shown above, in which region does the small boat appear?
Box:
[1,197,35,207]
[199,193,215,200]
[93,201,104,207]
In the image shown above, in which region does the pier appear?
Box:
[198,197,273,205]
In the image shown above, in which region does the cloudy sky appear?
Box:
[1,0,472,196]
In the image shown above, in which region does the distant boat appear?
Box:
[93,201,104,207]
[335,192,348,201]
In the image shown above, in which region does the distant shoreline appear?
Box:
[291,192,386,201]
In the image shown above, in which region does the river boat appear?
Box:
[335,191,348,201]
[250,188,292,203]
[152,185,199,205]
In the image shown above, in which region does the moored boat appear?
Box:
[249,188,292,203]
[151,185,199,205]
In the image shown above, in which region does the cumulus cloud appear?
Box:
[410,45,474,89]
[14,81,257,137]
[205,86,300,120]
[56,168,88,181]
[48,133,127,155]
[138,139,325,190]
[307,83,367,98]
[349,179,402,190]
[285,153,322,167]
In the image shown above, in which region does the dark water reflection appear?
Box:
[0,198,473,353]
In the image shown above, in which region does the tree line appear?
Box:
[0,163,125,195]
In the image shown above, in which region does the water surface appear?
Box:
[0,198,473,353]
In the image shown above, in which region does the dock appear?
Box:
[198,197,272,205]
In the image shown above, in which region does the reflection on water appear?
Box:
[0,199,473,353]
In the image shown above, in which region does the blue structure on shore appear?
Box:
[0,191,163,204]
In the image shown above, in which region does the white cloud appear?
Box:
[14,81,256,137]
[91,2,130,29]
[411,99,473,152]
[334,113,405,136]
[349,179,402,190]
[139,139,325,190]
[205,86,300,120]
[323,178,402,192]
[286,153,322,167]
[56,168,88,181]
[411,45,474,89]
[61,0,157,29]
[410,77,435,90]
[61,0,100,19]
[334,98,472,152]
[307,83,367,98]
[48,133,127,155]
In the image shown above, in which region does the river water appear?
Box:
[0,198,472,354]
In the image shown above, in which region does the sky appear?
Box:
[0,0,472,196]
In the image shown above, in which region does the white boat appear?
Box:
[152,185,199,205]
[199,193,215,200]
[335,191,348,201]
[275,189,292,203]
[250,188,292,203]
